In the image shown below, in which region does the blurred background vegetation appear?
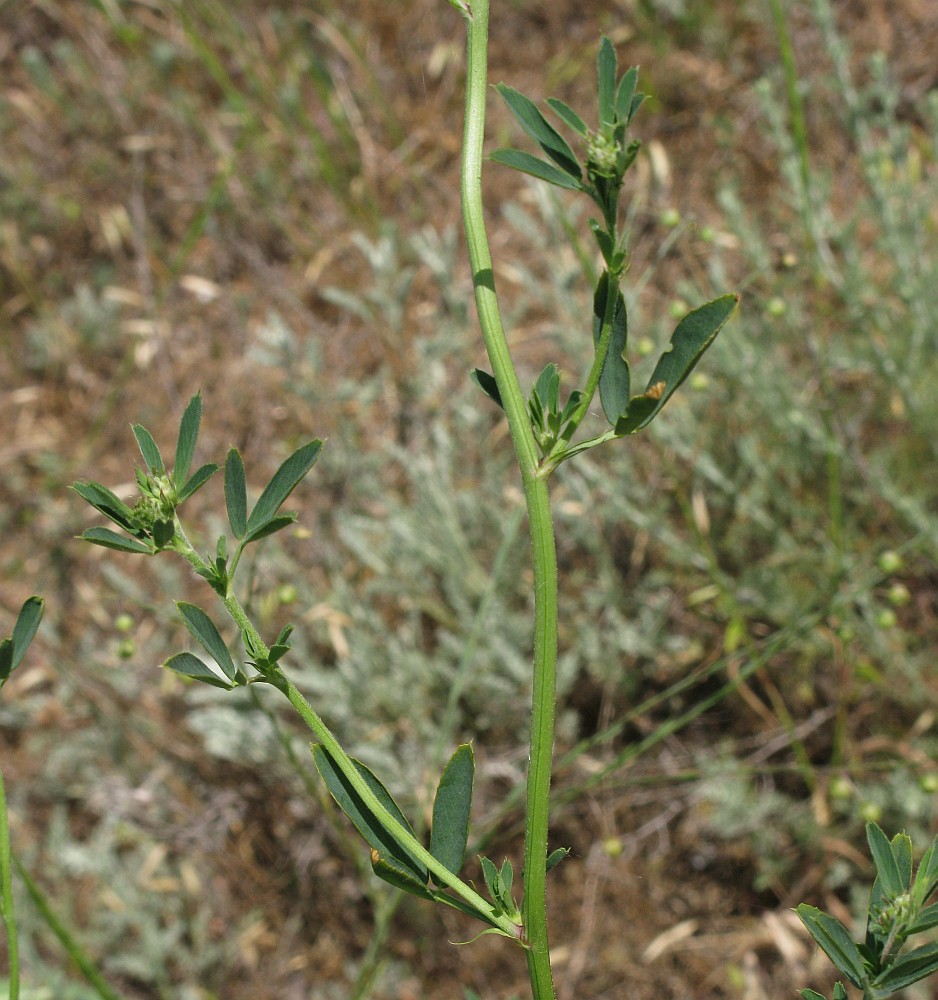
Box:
[1,0,936,997]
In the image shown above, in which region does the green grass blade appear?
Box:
[13,856,122,1000]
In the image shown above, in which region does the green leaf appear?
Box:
[164,651,234,689]
[72,481,138,532]
[78,527,154,554]
[494,83,581,180]
[480,856,503,911]
[177,463,219,502]
[908,902,938,935]
[312,744,427,884]
[615,66,638,125]
[912,836,938,907]
[242,513,297,545]
[173,392,202,486]
[628,92,647,124]
[795,904,866,989]
[268,643,291,663]
[533,364,560,414]
[10,596,44,674]
[224,449,247,538]
[592,273,630,425]
[799,990,826,1000]
[490,148,583,191]
[867,823,905,898]
[371,851,435,900]
[597,37,617,127]
[0,638,12,686]
[546,97,588,137]
[132,423,164,474]
[546,847,570,872]
[471,368,504,411]
[176,602,237,681]
[430,744,474,878]
[627,292,739,431]
[613,392,660,436]
[833,984,848,1000]
[152,518,175,548]
[246,440,323,535]
[870,943,938,995]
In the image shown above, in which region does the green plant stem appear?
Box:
[174,531,519,937]
[459,2,558,995]
[0,769,19,1000]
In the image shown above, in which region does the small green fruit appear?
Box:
[278,584,298,605]
[766,296,786,317]
[114,613,134,633]
[602,837,623,857]
[887,583,911,607]
[660,207,681,228]
[875,608,898,630]
[878,551,903,574]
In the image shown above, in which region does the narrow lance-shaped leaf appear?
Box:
[795,904,866,989]
[867,822,905,898]
[546,97,588,137]
[132,423,164,474]
[245,440,323,535]
[912,835,938,907]
[1,596,44,685]
[471,368,504,411]
[176,602,237,681]
[173,392,202,486]
[312,744,427,884]
[494,83,581,180]
[592,272,630,425]
[908,902,938,935]
[242,513,297,546]
[597,37,617,127]
[10,596,44,672]
[489,149,583,191]
[615,66,638,125]
[870,943,938,995]
[163,651,233,690]
[621,293,739,432]
[72,481,139,532]
[176,463,218,503]
[430,744,474,878]
[370,851,435,900]
[78,527,155,555]
[224,448,247,538]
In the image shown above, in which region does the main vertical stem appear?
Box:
[458,2,558,996]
